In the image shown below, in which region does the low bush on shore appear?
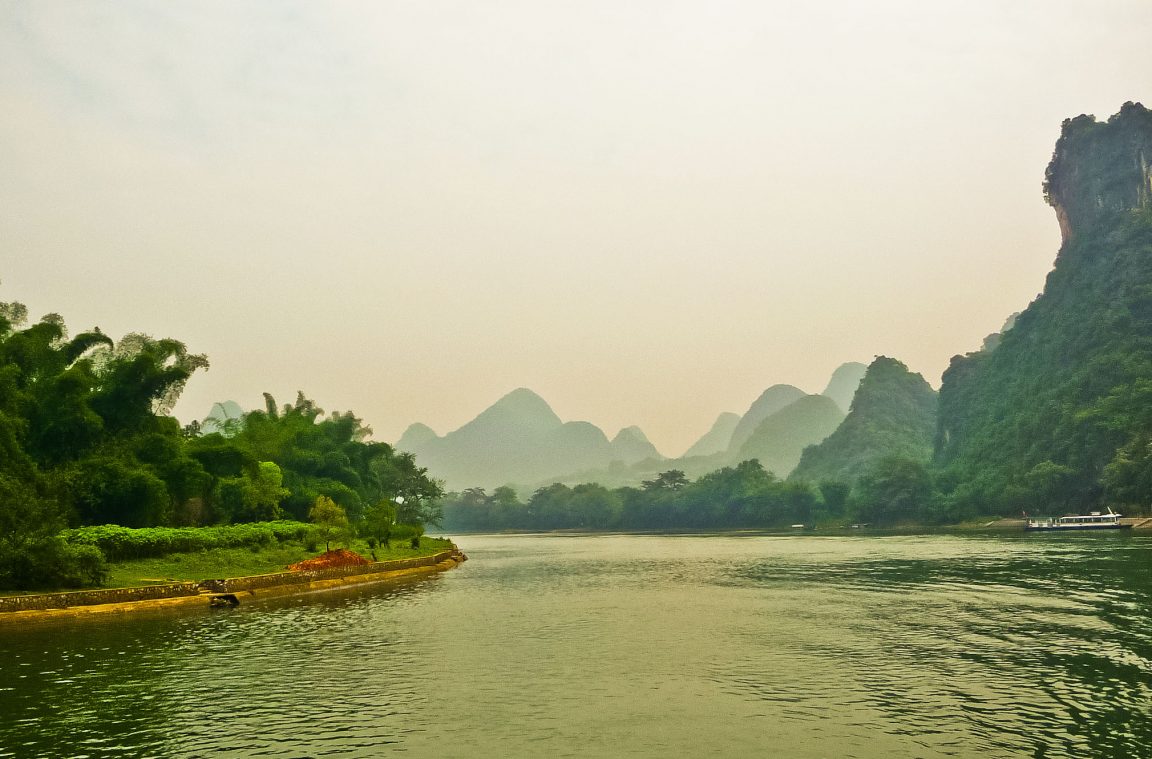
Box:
[63,521,311,562]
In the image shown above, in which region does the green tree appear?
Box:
[852,457,935,525]
[569,483,622,529]
[361,499,397,549]
[818,480,850,517]
[0,474,63,566]
[642,469,689,492]
[490,485,526,529]
[309,495,349,552]
[1019,460,1077,515]
[249,462,289,521]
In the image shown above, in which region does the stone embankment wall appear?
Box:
[0,550,461,614]
[0,582,201,613]
[198,551,457,593]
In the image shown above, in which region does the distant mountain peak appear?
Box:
[457,387,562,434]
[200,400,245,434]
[502,386,546,402]
[492,387,553,411]
[397,422,439,452]
[613,426,649,443]
[610,425,662,464]
[822,362,868,413]
[735,394,845,478]
[397,388,621,489]
[682,411,740,459]
[728,384,807,454]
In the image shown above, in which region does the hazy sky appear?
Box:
[2,1,1150,457]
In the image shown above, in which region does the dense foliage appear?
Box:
[0,291,443,589]
[188,391,443,526]
[438,460,939,532]
[935,102,1152,518]
[790,357,937,486]
[63,521,310,562]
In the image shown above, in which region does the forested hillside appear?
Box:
[791,357,936,486]
[935,102,1152,516]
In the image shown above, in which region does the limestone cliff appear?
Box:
[1043,101,1152,244]
[935,102,1152,512]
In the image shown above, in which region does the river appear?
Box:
[2,532,1152,757]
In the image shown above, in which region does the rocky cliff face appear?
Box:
[1044,101,1152,243]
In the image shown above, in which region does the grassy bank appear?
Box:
[0,537,456,596]
[102,536,454,589]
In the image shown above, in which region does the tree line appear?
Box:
[0,292,442,589]
[440,457,938,532]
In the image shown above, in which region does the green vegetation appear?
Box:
[444,105,1152,530]
[100,536,454,590]
[790,357,937,486]
[0,290,443,590]
[9,103,1152,575]
[62,521,311,561]
[309,496,349,552]
[935,102,1152,519]
[442,461,822,531]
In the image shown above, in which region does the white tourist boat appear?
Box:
[1024,509,1132,531]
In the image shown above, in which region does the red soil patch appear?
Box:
[287,549,371,571]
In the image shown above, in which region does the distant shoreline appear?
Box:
[442,520,1152,535]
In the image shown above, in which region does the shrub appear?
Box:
[62,520,311,561]
[390,523,423,544]
[0,539,108,590]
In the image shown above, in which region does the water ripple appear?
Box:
[3,533,1152,758]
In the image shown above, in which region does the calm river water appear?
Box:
[3,532,1152,758]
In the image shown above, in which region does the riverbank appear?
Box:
[0,546,466,622]
[99,535,455,589]
[444,516,1152,535]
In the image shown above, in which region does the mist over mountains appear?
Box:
[681,412,740,459]
[202,103,1152,522]
[397,363,868,492]
[395,388,665,491]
